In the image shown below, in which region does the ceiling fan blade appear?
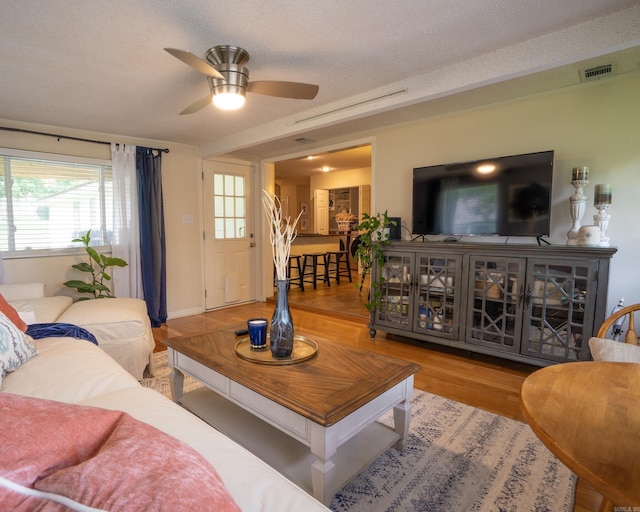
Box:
[164,48,225,80]
[247,81,319,100]
[179,93,213,115]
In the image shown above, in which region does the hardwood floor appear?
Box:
[152,281,604,512]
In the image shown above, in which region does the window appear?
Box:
[0,149,112,255]
[213,173,246,239]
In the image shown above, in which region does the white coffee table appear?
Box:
[165,327,421,505]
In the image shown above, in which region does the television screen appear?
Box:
[412,150,554,237]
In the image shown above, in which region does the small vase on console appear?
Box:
[271,279,294,357]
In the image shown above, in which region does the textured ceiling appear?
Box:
[1,0,639,159]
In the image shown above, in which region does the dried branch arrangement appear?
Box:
[262,190,303,281]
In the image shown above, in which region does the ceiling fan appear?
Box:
[165,45,319,114]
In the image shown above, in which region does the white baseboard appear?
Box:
[166,306,204,320]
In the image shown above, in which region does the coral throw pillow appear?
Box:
[0,393,241,511]
[0,294,27,332]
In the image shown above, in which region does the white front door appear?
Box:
[202,160,256,310]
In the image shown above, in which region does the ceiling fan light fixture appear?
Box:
[213,90,246,110]
[169,44,319,115]
[208,64,248,110]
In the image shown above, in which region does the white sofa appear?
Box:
[1,327,329,510]
[0,283,155,380]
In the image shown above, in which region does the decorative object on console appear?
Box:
[593,183,612,247]
[567,166,589,245]
[388,217,402,240]
[262,191,303,358]
[572,166,589,181]
[577,225,601,246]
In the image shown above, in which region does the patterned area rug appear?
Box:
[143,351,576,511]
[140,350,203,396]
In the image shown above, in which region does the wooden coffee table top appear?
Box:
[165,326,421,426]
[521,362,640,507]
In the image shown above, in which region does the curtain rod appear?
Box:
[0,126,170,154]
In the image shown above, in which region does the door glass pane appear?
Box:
[213,173,246,239]
[235,197,245,217]
[225,197,235,216]
[224,175,234,194]
[236,218,245,238]
[235,176,244,195]
[214,218,225,239]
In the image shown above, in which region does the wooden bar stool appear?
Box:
[302,253,330,289]
[326,251,352,285]
[287,255,304,291]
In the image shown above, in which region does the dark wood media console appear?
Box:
[370,241,616,366]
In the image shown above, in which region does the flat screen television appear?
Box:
[412,150,554,237]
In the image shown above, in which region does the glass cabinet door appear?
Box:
[522,259,596,362]
[414,253,461,338]
[375,252,414,330]
[466,256,525,353]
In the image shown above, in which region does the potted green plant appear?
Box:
[353,211,396,312]
[64,230,128,300]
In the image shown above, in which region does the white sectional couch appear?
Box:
[1,316,330,510]
[0,283,155,379]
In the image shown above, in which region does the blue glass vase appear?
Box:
[270,280,294,357]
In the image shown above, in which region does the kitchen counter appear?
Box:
[291,232,359,257]
[291,234,342,255]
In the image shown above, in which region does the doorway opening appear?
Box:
[271,143,372,320]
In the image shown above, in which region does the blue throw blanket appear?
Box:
[26,323,98,345]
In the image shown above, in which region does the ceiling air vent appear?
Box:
[579,62,617,82]
[294,137,315,144]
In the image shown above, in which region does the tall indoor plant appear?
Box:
[354,211,395,312]
[64,230,128,300]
